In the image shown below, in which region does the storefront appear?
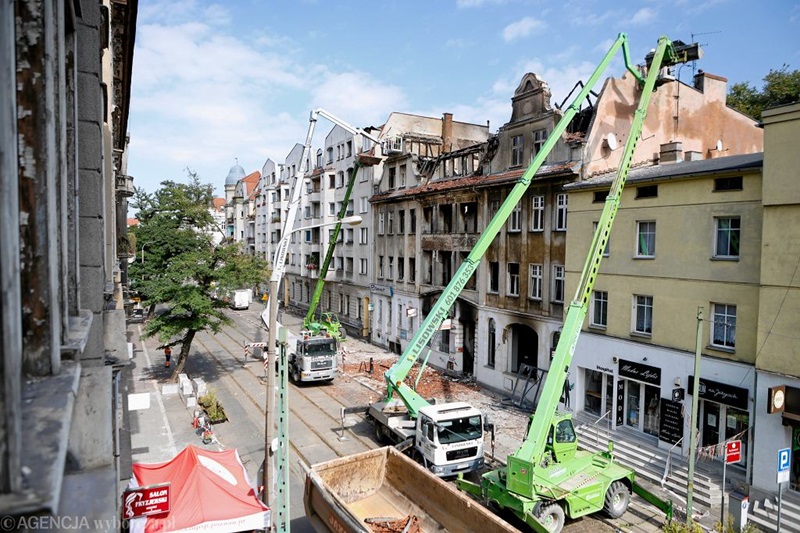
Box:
[688,375,750,469]
[617,359,661,438]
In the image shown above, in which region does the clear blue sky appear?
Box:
[127,0,799,196]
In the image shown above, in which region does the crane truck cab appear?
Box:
[367,400,485,477]
[289,330,338,383]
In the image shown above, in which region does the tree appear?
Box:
[728,65,800,120]
[129,171,269,380]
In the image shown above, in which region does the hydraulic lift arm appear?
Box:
[509,35,701,474]
[303,111,383,332]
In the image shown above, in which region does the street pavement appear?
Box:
[120,308,685,533]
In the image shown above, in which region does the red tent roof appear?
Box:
[128,445,269,533]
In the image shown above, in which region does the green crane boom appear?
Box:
[384,33,653,418]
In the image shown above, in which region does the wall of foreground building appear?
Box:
[1,0,136,528]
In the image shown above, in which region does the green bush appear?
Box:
[198,389,226,422]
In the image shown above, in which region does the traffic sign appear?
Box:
[778,447,791,484]
[725,440,742,464]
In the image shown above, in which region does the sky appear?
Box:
[127,0,800,196]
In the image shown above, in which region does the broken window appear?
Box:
[410,209,417,233]
[511,135,524,167]
[388,167,396,189]
[409,257,416,282]
[439,204,453,233]
[423,206,433,233]
[461,202,478,233]
[460,252,476,290]
[489,261,500,293]
[440,251,452,286]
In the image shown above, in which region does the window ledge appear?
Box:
[0,361,81,516]
[633,256,655,260]
[710,256,740,262]
[630,331,653,339]
[588,325,607,332]
[707,344,735,354]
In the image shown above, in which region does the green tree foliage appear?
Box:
[129,171,269,380]
[728,65,800,120]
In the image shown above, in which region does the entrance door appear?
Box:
[626,381,641,428]
[702,402,720,447]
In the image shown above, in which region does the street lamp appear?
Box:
[262,214,362,527]
[140,242,153,264]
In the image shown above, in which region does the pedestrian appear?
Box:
[164,346,172,368]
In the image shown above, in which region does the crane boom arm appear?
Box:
[384,33,642,416]
[510,35,699,467]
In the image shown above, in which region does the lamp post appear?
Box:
[262,215,362,530]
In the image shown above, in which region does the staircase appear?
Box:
[748,487,800,533]
[573,411,724,512]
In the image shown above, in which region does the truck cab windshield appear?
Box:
[436,416,482,444]
[306,341,336,356]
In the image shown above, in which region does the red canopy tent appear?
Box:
[127,445,270,533]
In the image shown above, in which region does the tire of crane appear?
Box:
[535,502,565,533]
[603,480,631,519]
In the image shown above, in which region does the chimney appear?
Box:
[659,142,683,164]
[693,69,728,102]
[684,150,703,162]
[442,113,453,153]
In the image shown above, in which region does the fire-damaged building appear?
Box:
[370,65,763,419]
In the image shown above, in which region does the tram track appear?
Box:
[191,317,378,470]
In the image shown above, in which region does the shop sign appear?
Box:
[122,483,171,519]
[725,440,742,464]
[618,359,661,386]
[369,284,393,297]
[616,379,625,426]
[688,375,748,410]
[659,398,684,445]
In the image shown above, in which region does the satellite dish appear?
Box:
[605,133,618,151]
[716,139,723,152]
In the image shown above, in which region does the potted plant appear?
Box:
[198,389,228,424]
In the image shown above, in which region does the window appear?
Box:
[398,257,405,280]
[399,166,407,187]
[346,140,352,157]
[715,217,740,258]
[489,198,500,218]
[399,210,406,233]
[529,264,542,300]
[489,262,499,293]
[530,196,544,231]
[487,319,496,367]
[359,258,368,275]
[378,256,384,278]
[712,303,736,349]
[410,209,417,233]
[636,221,656,257]
[532,128,548,157]
[336,171,344,188]
[636,185,658,199]
[329,202,336,216]
[591,291,608,328]
[594,190,609,203]
[555,193,568,231]
[633,295,653,335]
[328,174,335,189]
[326,147,333,164]
[345,228,353,244]
[511,135,523,166]
[346,257,353,273]
[388,167,396,189]
[336,256,344,271]
[359,227,368,244]
[359,196,368,213]
[388,257,394,279]
[507,263,520,296]
[378,212,385,235]
[409,257,416,282]
[508,202,522,232]
[552,265,565,303]
[387,211,394,234]
[714,176,743,191]
[593,221,610,256]
[439,329,450,353]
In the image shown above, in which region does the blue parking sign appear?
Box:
[779,448,791,472]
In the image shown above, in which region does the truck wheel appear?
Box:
[374,423,389,444]
[535,503,564,532]
[603,480,631,518]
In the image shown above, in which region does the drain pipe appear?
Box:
[686,307,704,525]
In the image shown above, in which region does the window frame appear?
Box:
[714,216,741,259]
[488,261,500,294]
[530,195,544,232]
[511,135,524,167]
[636,220,656,258]
[552,264,565,303]
[529,264,543,300]
[633,294,653,336]
[507,262,520,297]
[508,201,522,232]
[591,290,608,328]
[554,193,568,231]
[711,303,737,349]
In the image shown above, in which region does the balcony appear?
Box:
[115,174,134,198]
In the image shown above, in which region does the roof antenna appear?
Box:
[690,31,721,77]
